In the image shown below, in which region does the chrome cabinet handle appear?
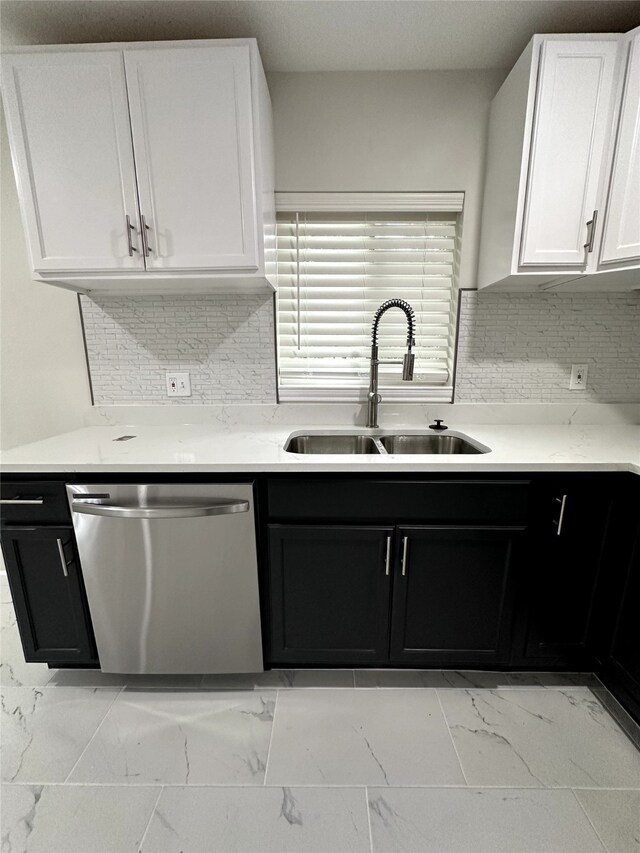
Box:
[553,495,568,536]
[140,215,152,257]
[385,536,391,576]
[71,500,249,519]
[126,215,138,256]
[401,536,409,576]
[583,210,598,253]
[0,497,44,505]
[56,538,69,578]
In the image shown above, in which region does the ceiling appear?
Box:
[1,0,638,71]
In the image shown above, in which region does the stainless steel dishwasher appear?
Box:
[67,483,263,675]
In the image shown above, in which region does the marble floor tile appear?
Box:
[141,786,370,852]
[0,784,159,853]
[69,689,276,784]
[574,789,640,853]
[1,603,53,688]
[266,688,465,786]
[202,669,355,689]
[368,787,605,853]
[1,572,12,603]
[506,671,600,688]
[354,669,511,688]
[439,688,640,788]
[1,687,120,783]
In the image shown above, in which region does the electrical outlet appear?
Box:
[569,364,588,391]
[166,372,191,397]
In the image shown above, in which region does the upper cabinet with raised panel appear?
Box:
[478,32,639,292]
[1,40,275,294]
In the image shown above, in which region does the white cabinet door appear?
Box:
[600,30,640,265]
[124,46,258,271]
[520,39,620,268]
[1,51,142,273]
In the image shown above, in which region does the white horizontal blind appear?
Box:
[276,209,460,401]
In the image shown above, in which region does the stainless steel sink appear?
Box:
[284,431,490,455]
[284,434,381,454]
[379,434,485,454]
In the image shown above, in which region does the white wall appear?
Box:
[268,70,505,288]
[0,109,91,450]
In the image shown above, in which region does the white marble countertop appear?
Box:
[1,423,638,475]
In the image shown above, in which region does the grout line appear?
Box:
[365,786,374,853]
[262,689,279,786]
[570,788,610,853]
[137,785,164,852]
[62,686,124,783]
[352,670,357,688]
[3,782,640,790]
[436,689,469,786]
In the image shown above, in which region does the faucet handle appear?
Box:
[429,419,448,431]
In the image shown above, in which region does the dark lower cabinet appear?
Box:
[390,526,523,666]
[517,480,614,667]
[607,531,640,711]
[268,525,393,665]
[592,476,640,720]
[267,522,525,668]
[1,526,97,666]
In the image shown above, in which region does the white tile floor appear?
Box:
[1,573,639,853]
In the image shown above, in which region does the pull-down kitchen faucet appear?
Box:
[366,299,415,428]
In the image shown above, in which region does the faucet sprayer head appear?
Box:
[402,349,415,381]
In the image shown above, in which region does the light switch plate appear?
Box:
[166,372,191,397]
[569,364,588,390]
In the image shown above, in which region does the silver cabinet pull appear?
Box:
[140,215,152,257]
[385,536,391,576]
[553,494,568,536]
[71,500,249,519]
[583,210,598,253]
[0,497,44,505]
[56,538,69,578]
[126,215,138,256]
[401,536,409,576]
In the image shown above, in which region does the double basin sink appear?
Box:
[285,431,490,455]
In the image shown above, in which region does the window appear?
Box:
[275,192,462,402]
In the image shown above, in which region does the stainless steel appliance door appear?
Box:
[67,483,263,674]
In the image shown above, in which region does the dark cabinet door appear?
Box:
[267,525,393,665]
[598,478,640,720]
[609,531,640,688]
[389,526,523,666]
[1,527,97,665]
[520,482,613,667]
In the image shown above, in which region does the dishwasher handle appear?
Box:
[71,499,250,519]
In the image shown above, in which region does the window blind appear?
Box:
[276,209,460,401]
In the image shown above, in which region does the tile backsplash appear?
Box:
[455,291,640,403]
[80,290,639,406]
[80,294,277,405]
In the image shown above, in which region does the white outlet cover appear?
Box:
[166,372,191,397]
[569,364,588,391]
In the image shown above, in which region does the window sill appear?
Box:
[278,386,454,403]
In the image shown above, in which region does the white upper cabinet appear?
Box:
[124,46,258,272]
[0,39,275,293]
[519,40,620,268]
[477,33,639,291]
[1,51,142,273]
[599,28,640,267]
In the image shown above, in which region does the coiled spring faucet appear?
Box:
[366,299,416,428]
